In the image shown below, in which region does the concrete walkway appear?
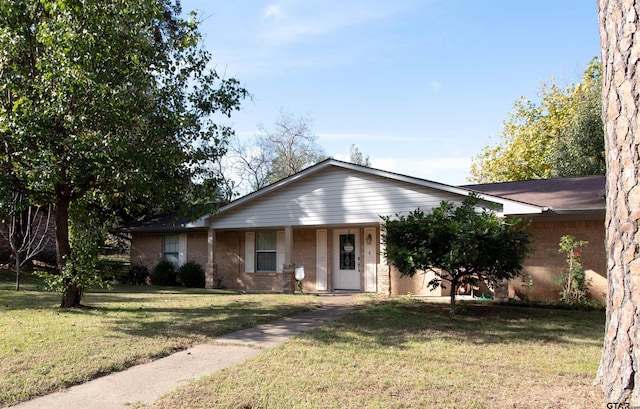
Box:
[10,295,358,409]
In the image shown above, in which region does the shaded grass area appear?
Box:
[0,270,319,407]
[151,299,606,409]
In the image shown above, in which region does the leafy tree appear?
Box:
[0,1,247,306]
[258,109,328,184]
[470,58,604,183]
[382,195,532,314]
[35,198,106,303]
[550,60,605,177]
[595,0,640,403]
[350,144,371,167]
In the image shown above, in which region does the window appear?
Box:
[339,233,356,270]
[163,234,179,269]
[256,231,277,272]
[245,230,284,273]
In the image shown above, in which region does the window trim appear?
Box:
[245,230,285,273]
[163,234,179,269]
[256,230,277,272]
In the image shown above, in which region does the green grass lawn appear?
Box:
[150,299,607,409]
[0,270,320,407]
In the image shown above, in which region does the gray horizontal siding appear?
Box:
[210,167,469,229]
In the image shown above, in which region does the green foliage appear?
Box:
[470,57,604,182]
[35,203,108,297]
[551,61,605,177]
[0,0,247,304]
[177,261,205,288]
[382,194,532,314]
[555,235,589,303]
[152,260,177,286]
[125,265,150,285]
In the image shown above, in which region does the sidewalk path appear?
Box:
[10,295,357,409]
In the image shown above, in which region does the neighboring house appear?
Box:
[128,159,606,302]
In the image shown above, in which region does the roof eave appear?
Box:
[206,159,546,222]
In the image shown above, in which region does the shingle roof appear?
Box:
[124,213,202,233]
[460,175,606,211]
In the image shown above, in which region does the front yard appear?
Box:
[1,270,606,408]
[150,300,607,409]
[0,270,319,406]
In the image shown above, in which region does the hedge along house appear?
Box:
[129,159,606,300]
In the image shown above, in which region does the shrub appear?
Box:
[151,260,177,286]
[126,265,150,285]
[555,235,590,302]
[177,261,205,288]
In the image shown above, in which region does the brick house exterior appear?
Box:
[464,176,606,302]
[129,160,606,302]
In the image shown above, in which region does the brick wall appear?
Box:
[214,231,285,292]
[214,231,244,290]
[390,266,443,296]
[517,219,606,302]
[130,233,163,272]
[187,231,208,268]
[130,231,209,275]
[130,218,607,301]
[387,218,606,302]
[292,229,317,292]
[214,229,318,292]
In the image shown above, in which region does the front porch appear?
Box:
[203,225,391,295]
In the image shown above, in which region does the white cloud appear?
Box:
[316,132,425,143]
[263,4,283,18]
[200,1,429,79]
[258,1,415,48]
[428,81,442,90]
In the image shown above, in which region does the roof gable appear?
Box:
[206,159,543,229]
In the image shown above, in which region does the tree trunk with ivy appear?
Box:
[54,189,81,308]
[595,0,640,403]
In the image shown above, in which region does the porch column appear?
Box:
[282,226,295,293]
[205,227,218,289]
[377,225,391,295]
[283,263,295,293]
[284,225,293,265]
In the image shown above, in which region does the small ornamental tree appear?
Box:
[555,235,589,303]
[382,195,532,314]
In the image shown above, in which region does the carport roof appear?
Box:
[460,175,605,211]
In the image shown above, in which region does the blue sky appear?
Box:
[182,0,600,185]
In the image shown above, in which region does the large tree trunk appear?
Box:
[595,0,640,404]
[54,186,81,308]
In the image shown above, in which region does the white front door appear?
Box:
[333,229,361,290]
